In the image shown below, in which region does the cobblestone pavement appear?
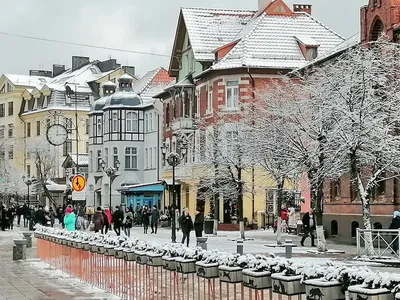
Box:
[0,227,120,300]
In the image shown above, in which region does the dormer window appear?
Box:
[295,35,320,61]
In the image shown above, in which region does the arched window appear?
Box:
[126,111,138,132]
[145,113,148,132]
[113,147,118,167]
[351,221,359,238]
[112,111,118,132]
[370,18,384,41]
[331,220,338,236]
[149,113,153,131]
[97,118,102,136]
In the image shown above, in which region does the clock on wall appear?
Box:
[46,124,68,146]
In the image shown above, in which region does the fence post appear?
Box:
[284,239,296,259]
[356,228,360,257]
[237,239,244,255]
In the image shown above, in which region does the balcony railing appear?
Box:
[356,228,400,260]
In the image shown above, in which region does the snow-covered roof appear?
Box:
[67,153,89,167]
[210,12,345,71]
[132,67,174,104]
[181,7,256,61]
[4,74,49,89]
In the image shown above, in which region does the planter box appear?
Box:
[104,246,115,256]
[147,253,163,267]
[271,273,305,296]
[96,244,105,255]
[160,221,169,227]
[304,279,345,300]
[243,269,272,290]
[114,248,124,259]
[61,239,67,245]
[219,266,243,284]
[348,285,392,300]
[124,250,136,261]
[90,242,97,253]
[82,242,90,251]
[76,241,83,249]
[175,258,196,274]
[135,251,148,265]
[196,262,219,279]
[162,256,176,271]
[395,292,400,299]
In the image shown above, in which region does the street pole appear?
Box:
[171,164,176,243]
[27,183,30,208]
[109,176,112,208]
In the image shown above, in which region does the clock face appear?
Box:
[46,124,68,146]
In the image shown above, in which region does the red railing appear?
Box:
[37,237,274,300]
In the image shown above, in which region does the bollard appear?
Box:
[13,239,27,261]
[237,239,244,255]
[284,239,296,259]
[197,237,208,250]
[22,232,32,248]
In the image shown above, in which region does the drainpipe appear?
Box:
[18,106,27,173]
[247,68,256,224]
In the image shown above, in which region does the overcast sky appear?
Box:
[0,0,366,77]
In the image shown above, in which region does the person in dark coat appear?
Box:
[194,211,204,238]
[112,206,124,236]
[17,205,23,227]
[93,207,104,233]
[102,208,110,234]
[180,209,193,247]
[35,206,46,226]
[1,205,7,231]
[301,209,316,247]
[7,206,15,230]
[150,206,160,234]
[141,206,150,234]
[389,211,400,253]
[23,204,30,227]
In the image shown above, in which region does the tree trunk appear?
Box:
[276,178,284,245]
[357,174,374,256]
[238,168,245,240]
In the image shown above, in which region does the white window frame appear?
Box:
[113,147,118,167]
[149,147,153,168]
[97,118,102,136]
[125,147,138,170]
[225,80,239,110]
[126,111,138,132]
[145,113,148,132]
[112,111,118,132]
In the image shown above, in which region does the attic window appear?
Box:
[295,35,320,61]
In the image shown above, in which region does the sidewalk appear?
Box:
[0,227,120,300]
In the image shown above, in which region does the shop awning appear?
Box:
[118,181,166,194]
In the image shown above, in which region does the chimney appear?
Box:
[258,0,273,13]
[53,64,65,77]
[122,66,135,76]
[293,4,312,15]
[72,56,90,71]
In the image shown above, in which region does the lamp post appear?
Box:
[161,140,188,243]
[22,175,35,229]
[100,159,120,208]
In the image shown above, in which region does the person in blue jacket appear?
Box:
[63,207,76,231]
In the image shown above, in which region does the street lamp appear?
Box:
[22,175,35,230]
[161,140,188,243]
[100,159,120,208]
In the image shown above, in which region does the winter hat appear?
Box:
[96,206,102,212]
[65,207,73,214]
[394,211,400,218]
[44,206,49,212]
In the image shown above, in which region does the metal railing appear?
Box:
[356,228,400,259]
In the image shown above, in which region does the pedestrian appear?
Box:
[136,205,142,226]
[49,207,56,227]
[142,206,150,234]
[102,208,110,234]
[180,208,193,247]
[35,206,46,226]
[23,203,30,227]
[112,206,124,236]
[389,211,400,254]
[104,208,112,231]
[300,208,316,247]
[44,206,52,227]
[288,207,297,234]
[194,210,204,238]
[7,206,15,230]
[150,205,160,234]
[124,208,133,237]
[63,207,76,231]
[92,207,104,233]
[17,205,23,226]
[1,205,7,231]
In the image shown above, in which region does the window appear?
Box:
[64,118,73,133]
[85,120,89,134]
[97,118,102,136]
[36,121,41,135]
[8,124,13,138]
[27,165,31,177]
[149,113,153,131]
[0,126,4,139]
[150,147,153,168]
[89,151,93,172]
[126,112,138,132]
[112,112,118,132]
[63,139,72,156]
[43,96,48,108]
[27,123,31,137]
[105,148,109,167]
[125,147,138,170]
[8,145,13,159]
[0,104,4,117]
[154,147,157,167]
[0,147,4,160]
[145,148,148,168]
[226,80,239,109]
[145,113,148,132]
[113,147,118,167]
[97,150,102,171]
[7,102,13,116]
[85,142,89,153]
[207,86,213,113]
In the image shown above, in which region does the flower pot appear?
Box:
[162,256,176,271]
[304,279,345,300]
[196,262,219,279]
[219,266,243,283]
[124,250,136,261]
[147,253,163,267]
[96,244,105,255]
[114,248,124,259]
[82,241,90,251]
[90,242,97,253]
[348,285,392,300]
[175,258,196,274]
[243,269,272,290]
[271,273,305,296]
[104,246,115,256]
[76,241,83,249]
[135,251,148,265]
[72,241,78,248]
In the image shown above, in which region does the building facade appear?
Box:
[87,68,173,209]
[157,0,344,224]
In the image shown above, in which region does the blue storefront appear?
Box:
[119,181,165,209]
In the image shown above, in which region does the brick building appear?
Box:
[156,0,344,223]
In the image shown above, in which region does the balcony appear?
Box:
[171,117,194,131]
